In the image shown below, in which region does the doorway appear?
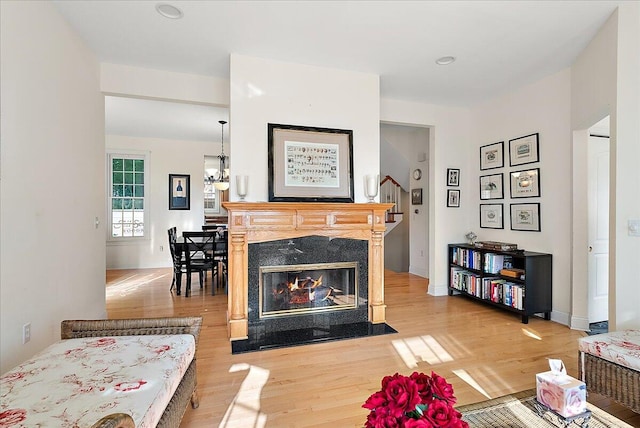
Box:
[587,116,610,332]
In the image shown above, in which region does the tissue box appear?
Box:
[536,371,587,417]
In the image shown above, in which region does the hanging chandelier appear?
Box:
[212,120,230,191]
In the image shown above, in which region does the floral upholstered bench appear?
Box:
[0,317,202,428]
[578,329,640,413]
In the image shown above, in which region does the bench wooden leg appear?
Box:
[190,390,200,409]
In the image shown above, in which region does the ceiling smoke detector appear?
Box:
[156,3,183,19]
[436,56,456,65]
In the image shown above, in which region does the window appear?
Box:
[109,153,146,238]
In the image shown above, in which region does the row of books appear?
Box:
[450,267,524,310]
[451,247,482,270]
[451,246,518,276]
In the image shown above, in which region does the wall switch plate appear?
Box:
[22,323,31,344]
[629,219,640,237]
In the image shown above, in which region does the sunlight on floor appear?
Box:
[219,363,269,428]
[106,272,170,298]
[392,335,454,369]
[522,327,543,340]
[452,369,492,400]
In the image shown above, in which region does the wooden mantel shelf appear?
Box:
[222,202,394,341]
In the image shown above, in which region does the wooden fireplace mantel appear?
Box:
[222,202,394,341]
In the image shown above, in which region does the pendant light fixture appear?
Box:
[213,120,230,191]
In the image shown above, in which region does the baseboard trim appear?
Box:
[428,283,448,297]
[570,316,590,331]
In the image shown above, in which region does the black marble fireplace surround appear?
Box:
[231,236,396,353]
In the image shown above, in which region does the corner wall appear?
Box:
[1,2,105,372]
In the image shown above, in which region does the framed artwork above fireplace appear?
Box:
[268,123,354,202]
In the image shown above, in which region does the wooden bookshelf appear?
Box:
[448,243,552,323]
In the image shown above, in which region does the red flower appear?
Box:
[410,372,434,403]
[363,372,467,427]
[364,405,401,428]
[0,409,27,426]
[363,391,388,410]
[154,345,171,354]
[404,417,435,427]
[424,399,459,426]
[429,372,457,405]
[381,373,421,418]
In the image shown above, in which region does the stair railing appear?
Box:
[380,175,402,223]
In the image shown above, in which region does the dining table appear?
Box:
[173,230,227,297]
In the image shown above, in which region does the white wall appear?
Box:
[470,69,573,323]
[106,135,217,269]
[571,4,640,331]
[1,2,105,372]
[380,100,473,295]
[228,54,380,203]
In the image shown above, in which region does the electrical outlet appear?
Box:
[159,245,164,252]
[22,323,31,344]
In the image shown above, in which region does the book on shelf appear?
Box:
[474,241,518,251]
[500,268,525,279]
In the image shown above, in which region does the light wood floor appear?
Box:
[106,268,640,427]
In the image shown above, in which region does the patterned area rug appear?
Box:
[457,389,631,427]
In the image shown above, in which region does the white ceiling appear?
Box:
[52,1,622,141]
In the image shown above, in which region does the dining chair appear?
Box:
[167,227,187,294]
[211,229,228,295]
[182,231,216,297]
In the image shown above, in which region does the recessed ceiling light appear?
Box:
[156,3,183,19]
[436,56,456,65]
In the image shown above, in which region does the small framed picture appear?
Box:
[169,174,190,210]
[480,141,504,170]
[510,168,540,198]
[511,203,541,232]
[447,189,460,207]
[509,133,539,166]
[479,173,504,200]
[411,188,423,205]
[447,168,460,186]
[480,203,504,229]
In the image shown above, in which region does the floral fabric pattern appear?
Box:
[578,329,640,372]
[0,335,195,428]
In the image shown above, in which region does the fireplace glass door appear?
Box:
[259,262,358,318]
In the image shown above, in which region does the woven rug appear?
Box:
[457,389,632,427]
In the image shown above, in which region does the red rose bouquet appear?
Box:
[363,371,469,428]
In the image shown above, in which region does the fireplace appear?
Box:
[223,202,396,352]
[260,261,359,318]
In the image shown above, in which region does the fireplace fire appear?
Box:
[260,262,358,318]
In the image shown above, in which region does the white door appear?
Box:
[587,135,609,323]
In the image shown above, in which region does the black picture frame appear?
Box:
[510,203,541,232]
[480,203,504,229]
[510,168,540,198]
[447,168,460,186]
[169,174,190,210]
[411,188,423,205]
[447,189,460,207]
[480,141,504,170]
[479,173,504,200]
[268,123,354,202]
[509,133,540,167]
